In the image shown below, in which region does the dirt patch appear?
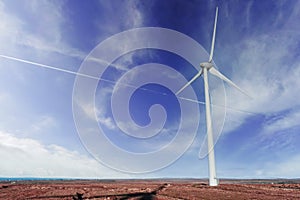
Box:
[0,180,299,200]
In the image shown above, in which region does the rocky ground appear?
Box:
[0,179,300,199]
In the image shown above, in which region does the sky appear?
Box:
[0,0,300,179]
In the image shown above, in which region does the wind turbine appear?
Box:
[176,7,250,186]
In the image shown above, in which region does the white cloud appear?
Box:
[0,1,84,59]
[95,85,117,130]
[220,29,300,134]
[97,106,116,130]
[76,84,117,131]
[79,102,97,120]
[0,131,127,178]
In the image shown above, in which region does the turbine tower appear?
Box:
[176,7,250,186]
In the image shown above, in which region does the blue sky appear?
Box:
[0,0,300,179]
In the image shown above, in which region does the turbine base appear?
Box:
[209,178,219,186]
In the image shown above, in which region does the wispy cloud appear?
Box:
[30,115,57,133]
[96,1,144,38]
[263,108,300,134]
[0,1,85,59]
[220,25,300,134]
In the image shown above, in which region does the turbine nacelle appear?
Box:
[200,62,213,70]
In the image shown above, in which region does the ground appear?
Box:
[0,179,300,199]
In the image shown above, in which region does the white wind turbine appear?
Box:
[176,7,250,186]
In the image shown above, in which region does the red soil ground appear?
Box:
[0,179,299,200]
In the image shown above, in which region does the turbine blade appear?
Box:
[209,67,251,98]
[208,7,218,63]
[176,69,202,95]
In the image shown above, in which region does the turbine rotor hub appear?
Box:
[200,62,213,70]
